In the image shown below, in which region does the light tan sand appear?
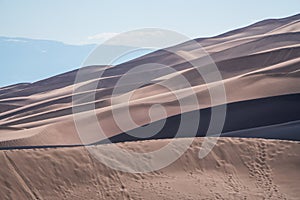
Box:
[0,137,299,200]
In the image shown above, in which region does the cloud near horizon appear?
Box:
[87,32,119,43]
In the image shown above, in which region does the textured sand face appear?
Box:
[0,138,299,200]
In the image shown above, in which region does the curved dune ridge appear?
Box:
[0,138,299,199]
[0,14,299,147]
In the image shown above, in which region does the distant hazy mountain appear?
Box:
[0,36,96,86]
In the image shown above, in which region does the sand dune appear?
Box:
[0,137,299,199]
[0,14,300,199]
[0,14,300,146]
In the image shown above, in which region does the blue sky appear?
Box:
[0,0,299,86]
[1,0,299,44]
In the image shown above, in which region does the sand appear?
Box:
[0,137,299,200]
[0,14,300,147]
[0,14,300,199]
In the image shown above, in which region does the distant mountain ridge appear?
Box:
[0,36,96,86]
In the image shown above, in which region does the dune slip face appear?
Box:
[0,14,300,199]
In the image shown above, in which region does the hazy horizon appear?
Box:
[1,1,300,45]
[0,1,299,86]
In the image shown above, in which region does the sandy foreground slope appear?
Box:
[0,137,299,200]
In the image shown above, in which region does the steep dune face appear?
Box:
[0,14,300,147]
[0,138,299,200]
